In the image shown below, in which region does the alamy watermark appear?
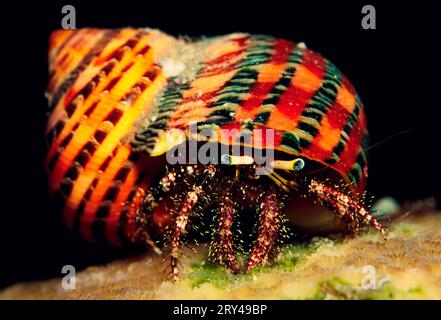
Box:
[60,4,375,31]
[361,265,389,290]
[61,265,76,290]
[361,5,376,30]
[61,5,76,29]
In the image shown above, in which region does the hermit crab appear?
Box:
[46,28,386,280]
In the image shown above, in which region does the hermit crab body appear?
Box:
[46,28,385,280]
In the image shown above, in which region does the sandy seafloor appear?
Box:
[2,213,441,299]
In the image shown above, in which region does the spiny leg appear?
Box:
[129,187,161,254]
[308,179,387,241]
[167,165,216,281]
[135,168,180,254]
[137,223,162,255]
[168,187,200,281]
[246,186,281,273]
[209,188,241,274]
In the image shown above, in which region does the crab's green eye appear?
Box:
[292,158,305,171]
[271,158,305,171]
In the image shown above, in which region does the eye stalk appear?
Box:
[221,154,254,165]
[220,155,305,172]
[272,158,305,171]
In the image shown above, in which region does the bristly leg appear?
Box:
[308,179,387,241]
[132,188,162,254]
[135,170,180,254]
[246,186,281,273]
[168,187,200,281]
[137,224,162,255]
[209,188,241,274]
[167,165,216,281]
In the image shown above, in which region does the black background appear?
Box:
[0,0,439,289]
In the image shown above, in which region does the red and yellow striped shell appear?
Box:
[46,28,368,246]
